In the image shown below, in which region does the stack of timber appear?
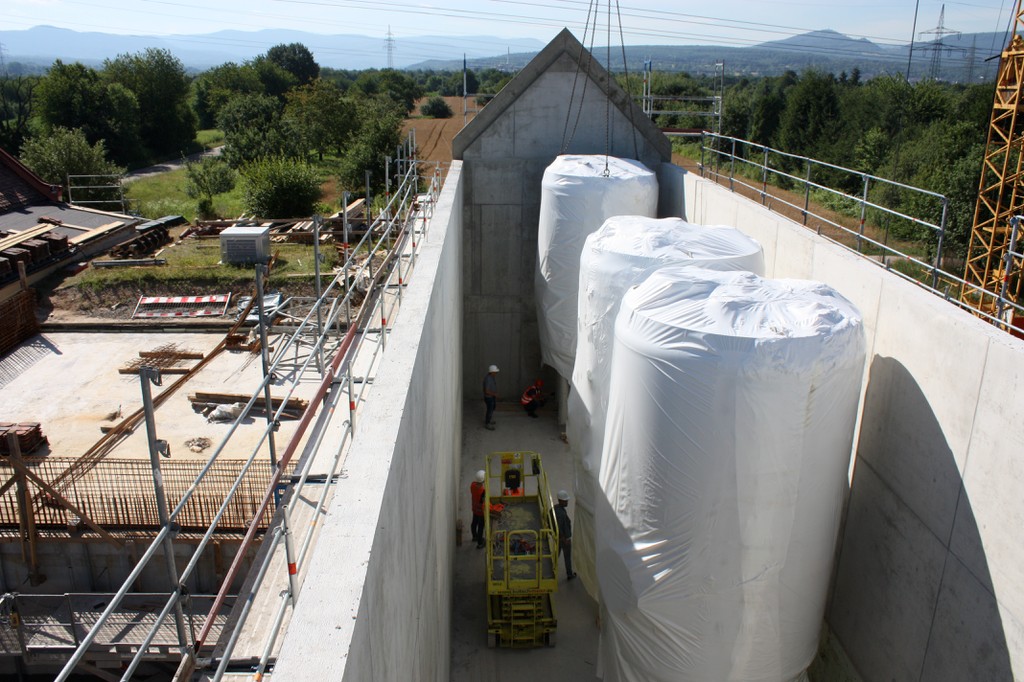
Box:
[0,422,48,455]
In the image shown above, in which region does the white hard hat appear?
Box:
[475,470,486,483]
[557,490,570,501]
[488,364,499,373]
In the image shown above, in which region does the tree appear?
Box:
[284,80,356,159]
[353,69,422,114]
[338,96,404,192]
[219,93,300,167]
[242,156,321,218]
[185,156,236,218]
[103,48,197,157]
[19,127,123,191]
[251,56,298,99]
[266,43,320,85]
[34,60,143,164]
[192,62,264,129]
[777,70,839,159]
[0,75,37,153]
[420,96,453,118]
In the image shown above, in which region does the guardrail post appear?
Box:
[139,366,190,657]
[858,175,869,253]
[760,146,769,205]
[803,158,812,228]
[729,137,736,191]
[932,198,949,290]
[699,132,706,177]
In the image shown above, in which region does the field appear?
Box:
[404,97,467,165]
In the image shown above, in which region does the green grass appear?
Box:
[125,146,353,222]
[125,167,247,222]
[69,239,340,291]
[196,129,225,149]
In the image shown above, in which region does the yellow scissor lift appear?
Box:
[484,451,560,648]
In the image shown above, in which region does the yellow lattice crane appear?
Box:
[962,2,1024,329]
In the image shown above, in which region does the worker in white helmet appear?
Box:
[482,364,499,430]
[471,470,487,549]
[554,490,576,580]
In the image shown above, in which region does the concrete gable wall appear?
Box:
[685,172,1024,682]
[458,52,670,399]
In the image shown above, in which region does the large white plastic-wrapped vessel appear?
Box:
[568,217,765,599]
[597,267,866,682]
[535,155,658,379]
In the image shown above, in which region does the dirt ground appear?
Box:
[404,97,467,165]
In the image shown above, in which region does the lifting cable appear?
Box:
[560,0,640,166]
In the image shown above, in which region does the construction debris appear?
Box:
[188,391,308,420]
[185,437,212,453]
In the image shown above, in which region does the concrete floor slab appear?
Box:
[0,331,324,462]
[452,400,600,682]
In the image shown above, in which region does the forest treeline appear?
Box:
[641,69,992,259]
[0,44,992,248]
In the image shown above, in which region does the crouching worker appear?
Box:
[520,379,546,418]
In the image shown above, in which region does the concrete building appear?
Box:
[2,29,1022,681]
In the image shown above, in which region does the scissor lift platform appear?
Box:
[484,451,559,648]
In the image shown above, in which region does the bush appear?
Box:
[242,156,321,218]
[420,96,453,119]
[185,156,236,218]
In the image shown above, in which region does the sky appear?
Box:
[5,0,1015,55]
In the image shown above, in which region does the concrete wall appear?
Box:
[273,164,464,680]
[456,50,670,398]
[685,172,1024,682]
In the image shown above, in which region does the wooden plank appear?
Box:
[187,392,308,411]
[68,221,127,246]
[0,225,55,253]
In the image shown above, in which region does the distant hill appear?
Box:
[412,28,1003,82]
[0,26,546,71]
[0,26,1003,81]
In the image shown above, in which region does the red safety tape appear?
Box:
[349,401,356,411]
[382,317,387,326]
[288,562,297,576]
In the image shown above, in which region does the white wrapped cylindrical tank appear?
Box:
[535,155,658,380]
[568,217,765,600]
[597,267,866,682]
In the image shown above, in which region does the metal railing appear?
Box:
[51,132,445,681]
[697,132,1024,337]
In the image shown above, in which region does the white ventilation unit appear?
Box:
[220,226,271,265]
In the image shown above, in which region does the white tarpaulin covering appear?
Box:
[535,155,658,379]
[597,267,866,682]
[568,217,765,600]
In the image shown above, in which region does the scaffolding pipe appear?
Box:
[139,366,190,657]
[255,265,279,469]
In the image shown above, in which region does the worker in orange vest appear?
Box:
[471,470,487,549]
[520,379,546,418]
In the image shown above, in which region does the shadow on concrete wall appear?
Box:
[828,355,1011,682]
